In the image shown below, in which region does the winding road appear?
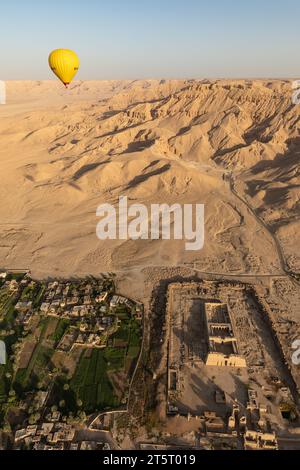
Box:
[228,172,300,287]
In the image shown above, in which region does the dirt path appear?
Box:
[228,172,300,287]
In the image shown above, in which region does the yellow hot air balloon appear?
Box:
[48,49,80,88]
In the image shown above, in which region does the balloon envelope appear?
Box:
[48,49,80,87]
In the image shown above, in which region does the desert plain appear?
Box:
[0,79,299,279]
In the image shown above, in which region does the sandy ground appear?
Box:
[0,79,298,278]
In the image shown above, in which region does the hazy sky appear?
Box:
[1,0,299,79]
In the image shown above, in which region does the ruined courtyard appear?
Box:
[165,280,299,441]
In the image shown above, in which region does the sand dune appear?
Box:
[0,80,298,277]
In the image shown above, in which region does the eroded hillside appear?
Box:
[0,80,298,276]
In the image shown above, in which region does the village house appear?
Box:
[96,292,108,303]
[244,430,278,450]
[40,303,50,313]
[15,301,33,312]
[111,295,134,309]
[7,279,19,292]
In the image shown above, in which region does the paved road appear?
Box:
[75,429,119,450]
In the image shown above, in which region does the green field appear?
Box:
[50,318,70,346]
[70,349,119,413]
[0,326,23,405]
[0,289,18,328]
[113,309,142,373]
[66,308,142,412]
[13,317,56,394]
[12,309,142,413]
[0,363,10,403]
